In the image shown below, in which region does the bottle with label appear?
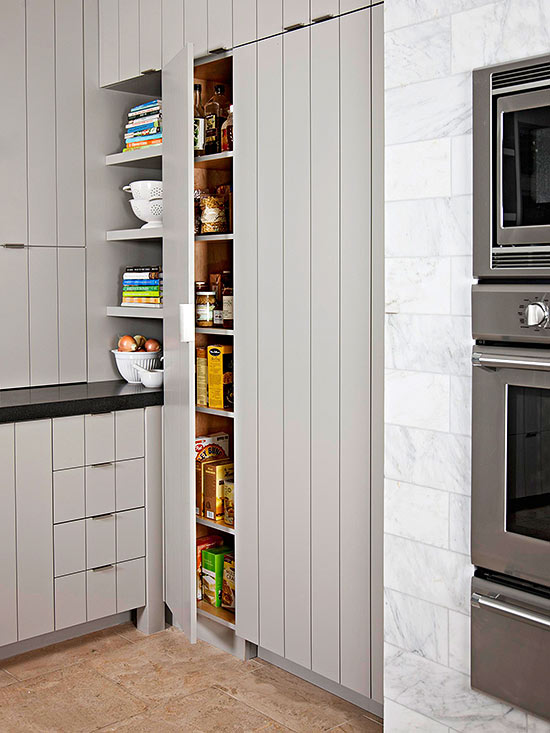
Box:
[194,84,205,155]
[222,270,233,329]
[204,85,230,155]
[221,104,233,152]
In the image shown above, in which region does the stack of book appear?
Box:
[121,266,163,308]
[123,99,162,152]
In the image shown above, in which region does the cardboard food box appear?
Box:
[196,456,223,517]
[221,553,235,610]
[207,344,233,410]
[196,535,224,601]
[202,545,231,607]
[196,346,208,406]
[195,432,230,462]
[203,459,233,521]
[223,467,234,527]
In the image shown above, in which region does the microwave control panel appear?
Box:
[473,284,550,343]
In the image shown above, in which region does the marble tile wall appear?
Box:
[384,1,550,730]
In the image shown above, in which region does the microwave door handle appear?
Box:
[472,593,550,630]
[513,114,522,226]
[472,353,550,371]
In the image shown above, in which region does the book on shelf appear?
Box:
[129,99,162,113]
[122,297,162,304]
[122,278,161,286]
[125,121,161,134]
[125,130,162,141]
[120,302,163,308]
[126,115,162,129]
[124,138,163,151]
[124,265,162,273]
[122,291,162,297]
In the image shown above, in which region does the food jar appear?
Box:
[200,194,227,234]
[196,291,216,327]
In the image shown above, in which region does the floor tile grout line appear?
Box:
[215,688,295,731]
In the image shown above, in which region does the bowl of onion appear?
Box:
[112,335,162,383]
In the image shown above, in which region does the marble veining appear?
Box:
[384,589,449,665]
[386,139,451,201]
[385,0,497,32]
[386,257,451,315]
[385,17,451,89]
[385,370,450,432]
[385,479,449,549]
[384,698,451,732]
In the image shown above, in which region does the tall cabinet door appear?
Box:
[0,248,29,389]
[163,44,197,642]
[0,424,17,647]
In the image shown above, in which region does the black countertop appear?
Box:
[0,380,163,424]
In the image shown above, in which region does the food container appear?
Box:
[134,364,164,388]
[196,291,216,327]
[200,194,227,234]
[122,180,163,200]
[111,349,162,383]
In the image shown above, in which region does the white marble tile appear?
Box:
[385,17,451,89]
[451,256,472,317]
[385,588,449,664]
[386,369,451,432]
[449,493,470,556]
[385,534,473,613]
[528,714,550,732]
[452,135,473,196]
[386,257,451,314]
[386,74,471,145]
[384,699,451,733]
[450,375,471,437]
[385,479,449,548]
[449,610,470,675]
[384,0,497,32]
[385,314,471,376]
[385,424,471,496]
[386,139,452,201]
[386,196,472,257]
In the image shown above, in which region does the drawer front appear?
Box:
[53,467,85,523]
[55,572,86,630]
[86,463,115,517]
[85,412,114,465]
[115,409,145,461]
[116,458,145,512]
[87,565,116,621]
[86,514,115,569]
[53,415,85,470]
[54,520,85,577]
[117,557,145,612]
[116,508,145,563]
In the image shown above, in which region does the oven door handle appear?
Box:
[472,352,550,371]
[472,593,550,629]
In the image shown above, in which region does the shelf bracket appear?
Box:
[179,304,195,343]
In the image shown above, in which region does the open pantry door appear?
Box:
[163,43,197,642]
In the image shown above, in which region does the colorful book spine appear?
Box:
[122,291,161,297]
[120,302,162,308]
[126,115,162,129]
[122,297,162,304]
[125,121,161,134]
[124,266,161,273]
[122,278,161,286]
[124,138,163,150]
[125,129,162,140]
[129,99,162,113]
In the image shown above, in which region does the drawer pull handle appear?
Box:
[91,513,114,520]
[209,46,229,54]
[90,462,113,468]
[312,13,334,22]
[472,593,550,630]
[92,564,113,572]
[88,410,113,416]
[1,243,26,248]
[284,21,305,30]
[142,67,159,74]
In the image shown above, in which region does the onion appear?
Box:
[144,338,161,352]
[118,335,137,352]
[134,334,146,348]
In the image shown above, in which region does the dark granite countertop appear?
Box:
[0,380,163,424]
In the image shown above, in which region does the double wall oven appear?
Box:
[472,55,550,720]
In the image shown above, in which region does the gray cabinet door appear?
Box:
[185,0,208,57]
[29,247,59,387]
[0,424,17,646]
[163,44,196,641]
[257,0,282,39]
[310,0,338,21]
[232,0,256,46]
[58,248,87,384]
[140,0,162,72]
[0,247,29,389]
[99,0,120,86]
[162,0,185,65]
[207,0,232,52]
[283,0,309,29]
[120,0,140,81]
[16,419,54,641]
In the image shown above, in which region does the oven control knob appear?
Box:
[525,302,548,327]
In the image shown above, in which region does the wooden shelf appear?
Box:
[195,327,233,335]
[197,600,235,630]
[196,405,234,418]
[106,306,163,319]
[195,234,234,242]
[106,144,162,167]
[106,228,163,241]
[194,151,233,170]
[196,516,235,536]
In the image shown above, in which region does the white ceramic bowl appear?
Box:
[130,198,163,228]
[137,368,164,388]
[112,349,162,383]
[122,180,163,200]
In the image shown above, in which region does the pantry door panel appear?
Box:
[310,0,338,22]
[163,44,197,642]
[282,26,311,670]
[29,248,59,387]
[162,0,185,66]
[232,0,256,47]
[234,43,259,645]
[119,0,141,82]
[0,248,29,389]
[310,16,341,684]
[339,7,372,698]
[139,0,162,73]
[257,35,285,658]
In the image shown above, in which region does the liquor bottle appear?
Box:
[222,270,233,329]
[194,84,205,155]
[221,104,233,152]
[204,85,230,155]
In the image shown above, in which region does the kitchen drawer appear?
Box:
[55,572,86,630]
[54,520,85,577]
[116,458,145,512]
[53,415,85,470]
[86,514,115,569]
[53,467,85,524]
[117,557,146,612]
[115,409,145,461]
[86,462,115,517]
[85,412,114,465]
[117,508,145,563]
[87,565,116,621]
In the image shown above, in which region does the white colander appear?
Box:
[112,349,162,383]
[122,180,163,200]
[130,197,163,228]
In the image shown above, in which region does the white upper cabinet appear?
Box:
[283,0,309,29]
[140,0,163,72]
[119,0,140,81]
[185,0,208,58]
[310,0,338,22]
[207,0,232,53]
[232,0,256,46]
[99,0,120,87]
[257,0,282,39]
[162,0,185,65]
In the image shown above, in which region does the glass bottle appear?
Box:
[204,85,230,155]
[221,104,233,152]
[222,270,233,329]
[194,84,205,155]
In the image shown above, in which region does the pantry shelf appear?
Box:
[106,306,164,319]
[195,234,234,242]
[194,151,233,170]
[197,600,235,630]
[195,328,234,335]
[105,144,163,167]
[196,516,235,536]
[196,405,234,418]
[106,228,163,241]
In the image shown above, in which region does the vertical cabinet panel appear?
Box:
[162,0,185,65]
[0,0,27,246]
[283,0,309,29]
[234,43,259,645]
[0,424,17,646]
[257,0,282,39]
[53,415,85,470]
[339,0,370,12]
[232,0,256,47]
[207,0,232,52]
[55,0,85,247]
[185,0,208,58]
[26,0,56,246]
[0,248,29,389]
[310,0,338,21]
[120,0,141,81]
[257,36,285,657]
[339,7,372,698]
[55,573,87,630]
[140,0,163,72]
[29,247,59,387]
[282,27,311,669]
[16,419,54,640]
[115,408,145,460]
[58,248,87,384]
[99,0,120,86]
[310,16,340,683]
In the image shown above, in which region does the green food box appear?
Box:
[202,546,230,607]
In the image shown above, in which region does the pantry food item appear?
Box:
[195,432,230,462]
[204,85,230,155]
[118,335,137,352]
[194,84,205,155]
[196,535,224,601]
[203,460,233,521]
[223,469,234,527]
[196,291,216,327]
[196,456,220,517]
[196,346,208,407]
[209,272,223,307]
[207,344,233,410]
[202,545,231,607]
[144,338,161,352]
[221,105,233,152]
[221,553,235,610]
[200,194,227,234]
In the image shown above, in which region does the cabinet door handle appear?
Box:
[284,21,305,30]
[91,513,114,520]
[1,243,26,248]
[90,462,113,469]
[92,564,114,572]
[209,46,229,54]
[312,13,334,22]
[142,67,159,74]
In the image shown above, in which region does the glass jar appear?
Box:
[200,194,227,234]
[195,291,216,327]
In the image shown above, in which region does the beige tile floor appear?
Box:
[0,623,383,732]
